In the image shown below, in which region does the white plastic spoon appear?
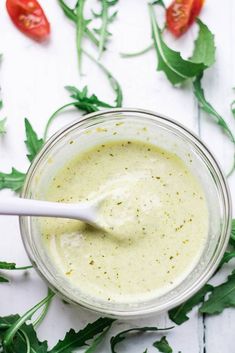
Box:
[0,198,104,228]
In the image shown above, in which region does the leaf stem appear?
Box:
[120,43,154,58]
[86,28,99,47]
[3,290,55,348]
[76,0,85,74]
[19,329,31,353]
[33,288,53,328]
[57,0,99,47]
[12,265,33,270]
[98,0,108,59]
[43,102,79,141]
[83,49,123,107]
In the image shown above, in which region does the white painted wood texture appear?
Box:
[0,0,234,352]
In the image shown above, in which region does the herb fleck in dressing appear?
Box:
[41,140,208,303]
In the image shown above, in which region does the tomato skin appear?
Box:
[188,0,204,26]
[6,0,50,42]
[166,0,204,37]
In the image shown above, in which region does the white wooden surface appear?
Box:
[0,0,234,352]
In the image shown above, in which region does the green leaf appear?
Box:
[230,219,235,247]
[218,251,235,270]
[57,0,99,47]
[120,44,154,58]
[231,100,235,118]
[193,74,235,144]
[168,284,213,325]
[0,168,25,192]
[0,276,9,283]
[49,317,114,353]
[76,0,86,73]
[0,262,16,270]
[84,50,123,107]
[0,118,7,134]
[110,326,173,353]
[13,322,48,353]
[24,118,44,162]
[152,0,165,7]
[3,291,54,349]
[153,336,172,353]
[66,86,113,111]
[44,85,113,139]
[149,4,206,85]
[190,19,216,67]
[0,262,32,285]
[0,261,32,271]
[57,0,76,21]
[93,0,118,58]
[43,84,114,141]
[84,327,110,353]
[0,315,48,353]
[200,271,235,315]
[0,100,3,109]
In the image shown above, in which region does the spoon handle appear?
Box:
[0,198,96,224]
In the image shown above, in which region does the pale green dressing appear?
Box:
[41,140,208,303]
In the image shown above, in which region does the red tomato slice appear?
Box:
[6,0,50,42]
[166,0,204,37]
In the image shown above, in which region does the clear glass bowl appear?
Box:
[20,108,232,318]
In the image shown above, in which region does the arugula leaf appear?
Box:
[193,74,235,144]
[84,327,110,353]
[84,50,123,107]
[93,0,118,58]
[0,315,48,353]
[200,271,235,315]
[120,44,154,58]
[218,251,235,270]
[49,317,114,353]
[33,288,53,328]
[2,291,54,349]
[110,326,173,353]
[0,262,17,270]
[43,86,114,140]
[168,284,213,325]
[190,19,216,67]
[231,99,235,118]
[12,322,48,353]
[24,118,44,162]
[58,0,76,21]
[229,219,235,247]
[149,4,206,85]
[44,52,122,141]
[57,0,99,46]
[0,118,7,134]
[0,168,25,192]
[0,261,32,280]
[76,0,86,73]
[0,276,9,283]
[152,0,165,7]
[66,86,113,110]
[153,336,172,353]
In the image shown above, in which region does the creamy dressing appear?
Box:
[41,140,208,303]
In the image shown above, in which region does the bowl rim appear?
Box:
[19,107,232,317]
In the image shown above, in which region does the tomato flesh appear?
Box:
[6,0,50,42]
[166,0,204,37]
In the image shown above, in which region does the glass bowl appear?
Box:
[20,108,232,318]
